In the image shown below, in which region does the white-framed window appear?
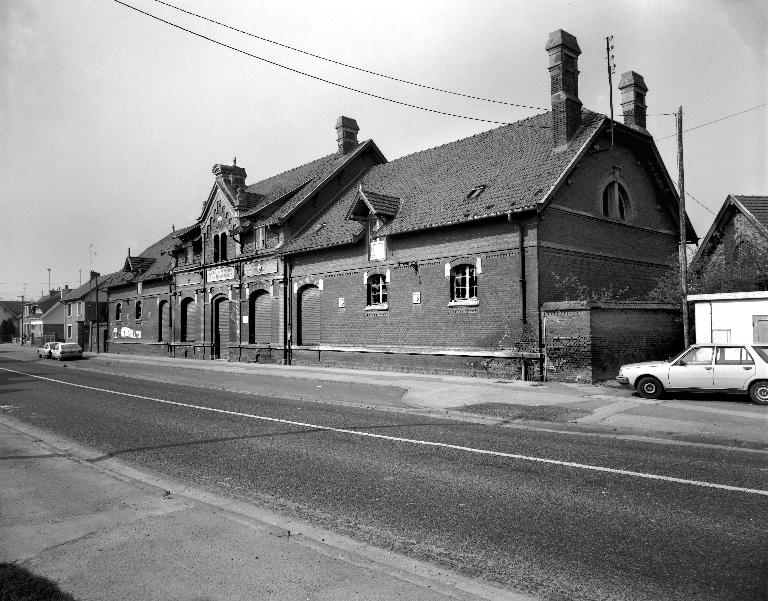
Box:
[67,324,72,339]
[449,264,478,305]
[366,274,388,309]
[77,302,82,316]
[67,303,72,317]
[369,237,386,261]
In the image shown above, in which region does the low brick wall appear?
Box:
[542,301,683,382]
[290,346,539,380]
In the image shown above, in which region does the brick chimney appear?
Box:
[212,163,247,189]
[546,29,582,148]
[618,71,648,130]
[336,116,359,154]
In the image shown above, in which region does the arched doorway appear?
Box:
[297,285,321,346]
[158,300,171,342]
[249,290,271,345]
[212,296,230,360]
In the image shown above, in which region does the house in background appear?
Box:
[23,288,72,345]
[104,28,696,381]
[106,236,176,355]
[62,272,116,351]
[689,195,768,293]
[0,300,22,342]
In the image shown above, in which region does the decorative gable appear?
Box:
[346,185,401,222]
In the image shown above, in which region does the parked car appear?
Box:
[617,344,768,405]
[37,342,58,359]
[51,342,83,361]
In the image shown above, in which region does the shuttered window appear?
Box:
[298,285,321,346]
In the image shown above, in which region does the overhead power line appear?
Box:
[149,0,547,112]
[112,0,549,129]
[656,103,766,141]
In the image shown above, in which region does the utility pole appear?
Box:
[677,106,689,348]
[605,35,616,149]
[47,268,51,294]
[17,295,24,344]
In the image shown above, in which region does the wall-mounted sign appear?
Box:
[412,292,421,304]
[338,297,345,308]
[207,266,235,283]
[244,259,278,277]
[176,272,203,287]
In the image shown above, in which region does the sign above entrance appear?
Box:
[207,266,236,283]
[244,259,278,277]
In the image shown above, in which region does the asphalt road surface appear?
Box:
[1,354,766,601]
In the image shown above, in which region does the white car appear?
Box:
[617,344,768,404]
[37,342,58,359]
[51,342,83,361]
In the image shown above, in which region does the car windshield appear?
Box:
[753,346,768,363]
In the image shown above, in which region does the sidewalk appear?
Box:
[0,416,528,601]
[4,343,768,448]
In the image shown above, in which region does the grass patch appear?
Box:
[0,563,77,601]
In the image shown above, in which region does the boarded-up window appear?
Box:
[249,291,271,345]
[297,285,321,346]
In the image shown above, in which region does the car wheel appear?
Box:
[749,380,768,405]
[637,376,663,399]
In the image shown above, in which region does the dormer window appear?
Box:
[467,185,486,199]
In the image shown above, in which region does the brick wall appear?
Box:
[542,301,682,382]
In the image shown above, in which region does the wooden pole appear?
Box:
[677,106,690,347]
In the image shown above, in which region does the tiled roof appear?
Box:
[108,230,177,288]
[63,273,120,301]
[734,195,768,231]
[242,143,374,222]
[361,189,401,217]
[0,300,22,317]
[283,110,606,253]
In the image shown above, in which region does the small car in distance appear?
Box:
[617,344,768,405]
[51,342,83,361]
[37,342,58,359]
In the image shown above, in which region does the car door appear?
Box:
[712,346,755,390]
[667,346,715,390]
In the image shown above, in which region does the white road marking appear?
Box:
[2,366,768,497]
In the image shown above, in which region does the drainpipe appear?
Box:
[508,213,527,323]
[283,257,293,365]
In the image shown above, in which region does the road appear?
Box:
[1,354,766,601]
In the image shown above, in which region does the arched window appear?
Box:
[248,290,271,345]
[158,300,170,342]
[180,297,195,342]
[115,302,122,321]
[602,181,629,221]
[451,264,477,302]
[367,274,388,307]
[213,234,220,262]
[220,232,228,261]
[135,300,142,319]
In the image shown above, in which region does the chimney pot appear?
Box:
[336,116,360,154]
[546,29,582,148]
[618,71,648,130]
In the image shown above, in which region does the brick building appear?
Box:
[105,29,695,379]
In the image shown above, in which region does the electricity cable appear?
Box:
[656,103,766,141]
[112,0,549,128]
[149,0,547,111]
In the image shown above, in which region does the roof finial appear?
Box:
[233,156,237,166]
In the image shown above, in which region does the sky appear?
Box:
[1,0,766,301]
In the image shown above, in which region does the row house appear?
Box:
[104,29,696,379]
[22,288,71,344]
[61,272,115,351]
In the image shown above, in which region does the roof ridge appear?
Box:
[246,150,340,191]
